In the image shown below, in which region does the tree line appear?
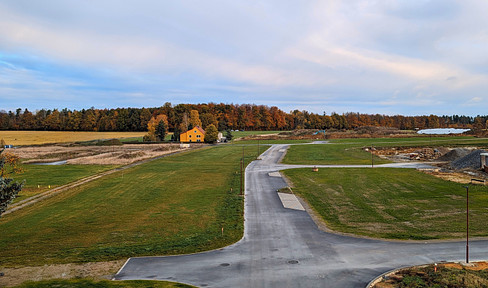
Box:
[1,103,487,132]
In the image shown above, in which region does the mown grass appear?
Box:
[329,135,488,148]
[0,145,256,267]
[283,168,488,240]
[282,143,391,165]
[13,164,115,203]
[0,131,147,146]
[14,279,195,288]
[231,130,286,138]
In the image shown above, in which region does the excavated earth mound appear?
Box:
[438,148,473,162]
[450,149,487,170]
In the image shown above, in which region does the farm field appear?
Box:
[0,145,257,267]
[0,131,147,146]
[231,130,286,139]
[283,168,488,240]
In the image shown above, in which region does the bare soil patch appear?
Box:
[11,143,191,165]
[0,260,125,287]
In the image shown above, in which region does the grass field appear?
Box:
[283,168,488,240]
[0,131,147,146]
[12,164,115,203]
[282,143,391,165]
[14,279,195,288]
[0,145,256,267]
[329,135,488,148]
[231,130,285,139]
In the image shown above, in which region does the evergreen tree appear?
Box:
[155,120,167,141]
[0,150,23,217]
[225,129,233,141]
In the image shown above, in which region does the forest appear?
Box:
[1,102,487,133]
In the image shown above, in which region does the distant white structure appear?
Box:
[417,128,470,135]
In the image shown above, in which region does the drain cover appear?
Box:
[288,260,299,264]
[220,263,230,267]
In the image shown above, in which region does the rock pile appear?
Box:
[438,148,473,162]
[450,149,487,170]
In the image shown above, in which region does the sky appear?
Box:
[1,0,487,116]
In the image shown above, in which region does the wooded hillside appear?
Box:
[1,103,487,132]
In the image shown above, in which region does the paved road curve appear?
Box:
[115,144,488,287]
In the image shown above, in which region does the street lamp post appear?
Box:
[466,185,469,264]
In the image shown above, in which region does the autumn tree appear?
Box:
[144,114,168,141]
[0,150,23,217]
[204,124,219,143]
[189,110,202,129]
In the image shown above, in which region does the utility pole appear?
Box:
[464,185,469,263]
[240,146,244,196]
[371,144,374,168]
[257,139,260,158]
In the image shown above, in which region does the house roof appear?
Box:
[193,126,205,134]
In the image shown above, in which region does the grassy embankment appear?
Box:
[281,136,488,239]
[13,165,115,203]
[0,145,256,267]
[14,279,195,288]
[0,131,147,146]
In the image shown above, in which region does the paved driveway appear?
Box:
[115,144,488,287]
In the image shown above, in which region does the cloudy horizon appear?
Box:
[1,1,487,116]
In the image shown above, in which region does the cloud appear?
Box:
[0,0,488,116]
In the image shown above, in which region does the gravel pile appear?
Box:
[450,149,487,170]
[438,148,473,162]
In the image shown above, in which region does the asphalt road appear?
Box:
[115,144,488,287]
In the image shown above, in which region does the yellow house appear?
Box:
[180,126,205,142]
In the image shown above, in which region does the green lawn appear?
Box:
[329,136,488,148]
[12,164,115,203]
[14,279,195,288]
[0,145,256,267]
[282,143,390,165]
[283,168,488,240]
[231,130,286,139]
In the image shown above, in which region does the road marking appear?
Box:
[268,172,281,177]
[277,192,305,211]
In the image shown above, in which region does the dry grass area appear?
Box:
[11,143,189,165]
[0,131,146,146]
[373,261,488,288]
[0,260,125,287]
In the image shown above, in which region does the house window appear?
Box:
[197,135,201,138]
[189,135,192,138]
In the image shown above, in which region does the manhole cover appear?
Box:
[220,263,230,267]
[288,260,299,264]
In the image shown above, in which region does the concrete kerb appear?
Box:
[365,260,487,288]
[365,264,433,288]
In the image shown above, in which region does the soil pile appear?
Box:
[438,148,473,162]
[450,149,487,170]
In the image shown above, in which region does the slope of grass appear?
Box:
[13,164,115,202]
[0,145,256,267]
[283,168,488,240]
[282,143,390,165]
[14,279,195,288]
